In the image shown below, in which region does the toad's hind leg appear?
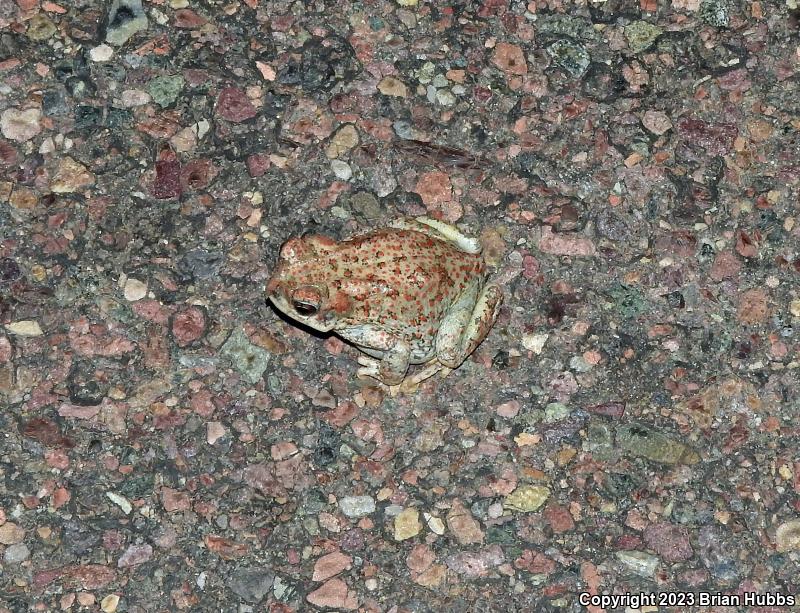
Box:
[434,281,503,370]
[388,216,481,254]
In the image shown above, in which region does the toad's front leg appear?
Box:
[356,340,411,386]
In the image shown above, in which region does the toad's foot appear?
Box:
[356,341,410,386]
[356,354,383,382]
[386,362,453,397]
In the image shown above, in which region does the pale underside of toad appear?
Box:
[266,217,503,389]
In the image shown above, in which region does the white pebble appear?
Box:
[123,278,148,301]
[90,44,115,62]
[331,159,352,181]
[5,320,43,337]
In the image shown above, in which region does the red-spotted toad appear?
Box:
[266,217,503,387]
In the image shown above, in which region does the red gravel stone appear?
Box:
[161,487,192,512]
[543,504,575,533]
[171,307,206,347]
[246,153,271,177]
[514,550,556,575]
[153,160,182,199]
[491,42,528,75]
[677,118,738,156]
[414,170,452,206]
[307,578,358,610]
[216,87,257,123]
[173,8,207,28]
[312,551,352,582]
[643,522,694,562]
[117,544,153,568]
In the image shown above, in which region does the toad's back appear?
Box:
[327,228,485,336]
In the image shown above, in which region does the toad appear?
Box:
[266,217,503,388]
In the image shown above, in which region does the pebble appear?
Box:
[272,575,293,601]
[171,307,207,347]
[26,14,57,41]
[106,492,132,515]
[312,552,352,582]
[436,89,456,106]
[50,156,95,193]
[544,402,570,422]
[0,522,25,545]
[446,545,505,577]
[414,170,452,206]
[370,166,397,197]
[392,120,424,141]
[216,87,258,123]
[615,550,659,578]
[219,328,270,384]
[446,500,484,545]
[100,594,120,613]
[491,42,528,75]
[306,578,358,610]
[698,526,740,582]
[227,568,275,603]
[0,258,21,283]
[616,423,700,465]
[642,110,673,135]
[737,288,770,324]
[348,191,381,219]
[78,594,96,607]
[173,8,207,29]
[4,543,30,563]
[119,89,151,107]
[700,0,731,27]
[377,76,408,97]
[10,184,41,209]
[325,124,359,159]
[246,153,271,177]
[331,159,352,180]
[1,107,42,142]
[539,226,597,257]
[117,543,153,567]
[522,332,549,353]
[415,61,435,84]
[774,519,800,552]
[432,74,449,88]
[5,320,43,337]
[547,39,591,78]
[625,21,663,53]
[504,485,551,513]
[394,507,421,540]
[496,400,520,418]
[90,44,115,62]
[424,513,446,535]
[425,85,438,104]
[339,495,376,517]
[643,522,693,562]
[153,159,181,199]
[105,0,149,46]
[207,421,226,444]
[148,75,185,107]
[170,125,197,153]
[123,278,148,301]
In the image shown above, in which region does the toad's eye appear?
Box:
[291,286,322,316]
[292,301,318,316]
